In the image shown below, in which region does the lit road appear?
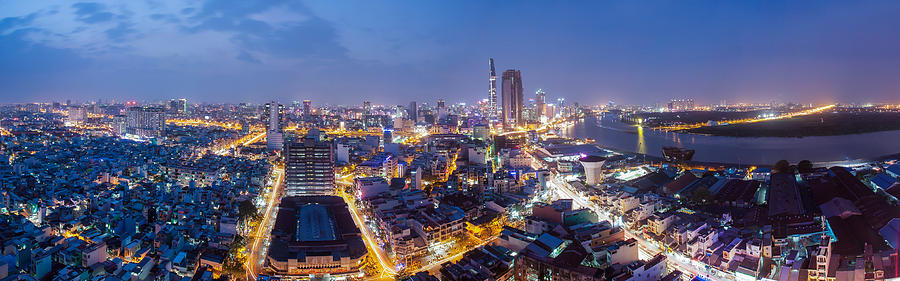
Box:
[335,178,399,277]
[246,165,284,281]
[215,131,265,155]
[496,115,577,137]
[166,118,245,130]
[334,169,495,279]
[242,132,267,146]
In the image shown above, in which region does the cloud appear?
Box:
[230,17,347,60]
[105,22,135,41]
[1,0,349,64]
[236,50,260,63]
[0,13,37,33]
[72,2,114,24]
[0,0,372,103]
[2,1,899,105]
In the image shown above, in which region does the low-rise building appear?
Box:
[266,196,367,278]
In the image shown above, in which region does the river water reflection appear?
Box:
[560,114,900,165]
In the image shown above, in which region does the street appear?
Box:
[335,176,399,278]
[245,165,284,280]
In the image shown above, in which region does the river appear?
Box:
[560,114,900,165]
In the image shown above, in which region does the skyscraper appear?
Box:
[363,101,372,115]
[501,69,524,127]
[488,58,498,118]
[125,107,166,139]
[168,99,186,115]
[264,101,284,131]
[407,101,418,121]
[302,100,312,120]
[68,106,87,124]
[535,89,546,118]
[436,99,447,119]
[264,101,284,150]
[284,137,335,196]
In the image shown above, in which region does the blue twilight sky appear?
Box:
[2,1,900,106]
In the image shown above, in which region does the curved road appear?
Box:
[335,176,399,277]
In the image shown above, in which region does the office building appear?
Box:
[264,101,284,150]
[473,124,489,140]
[284,138,335,196]
[125,107,166,139]
[364,101,372,115]
[383,128,393,145]
[502,69,524,127]
[68,106,87,124]
[489,58,498,118]
[302,100,312,120]
[536,89,546,118]
[436,99,447,119]
[408,101,418,121]
[168,99,186,115]
[111,115,127,135]
[267,131,284,151]
[264,101,284,132]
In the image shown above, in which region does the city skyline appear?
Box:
[6,2,900,281]
[3,1,900,105]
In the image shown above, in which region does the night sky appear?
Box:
[2,1,900,105]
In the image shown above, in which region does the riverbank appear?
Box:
[589,139,900,169]
[679,112,900,137]
[565,115,900,167]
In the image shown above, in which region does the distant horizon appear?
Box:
[9,98,897,108]
[3,1,900,105]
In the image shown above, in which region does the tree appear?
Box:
[774,160,792,174]
[692,187,712,204]
[147,206,157,224]
[223,235,247,275]
[237,200,259,222]
[798,160,813,173]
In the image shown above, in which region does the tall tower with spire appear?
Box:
[489,58,498,118]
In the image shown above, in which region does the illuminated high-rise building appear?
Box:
[436,99,447,119]
[363,101,372,115]
[502,69,524,127]
[284,138,335,196]
[489,58,498,118]
[68,106,87,124]
[407,101,418,121]
[125,107,166,139]
[265,101,284,131]
[168,98,186,115]
[302,100,312,119]
[535,89,546,118]
[264,101,284,150]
